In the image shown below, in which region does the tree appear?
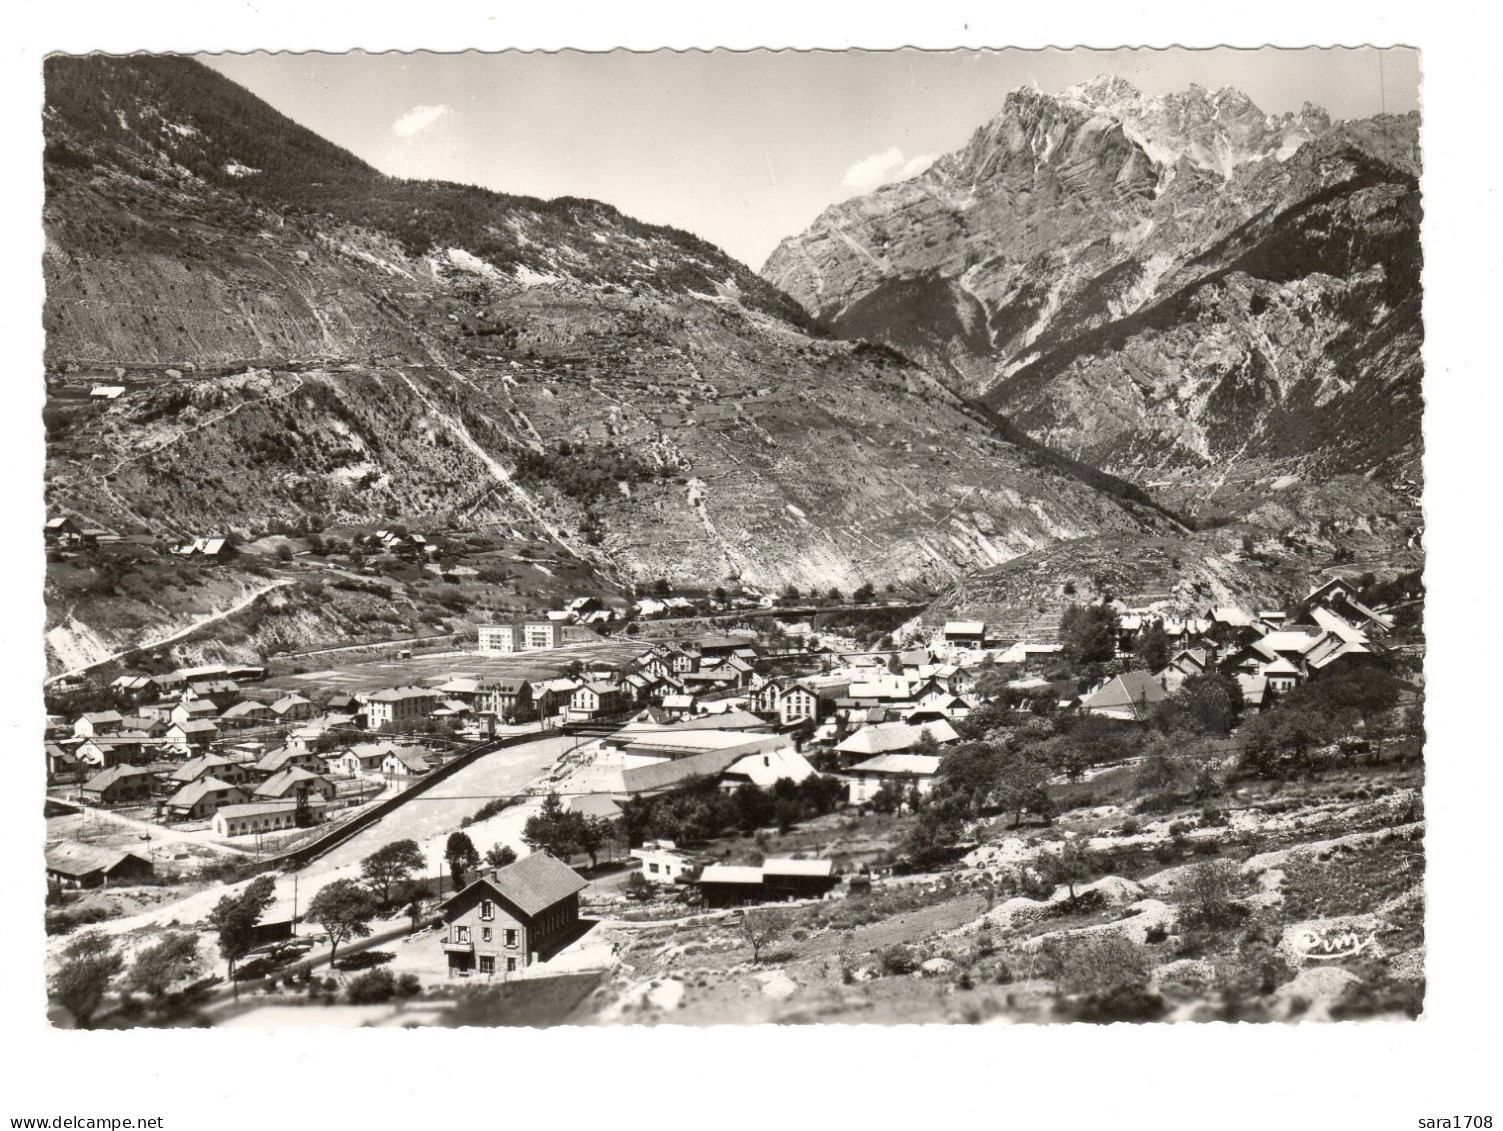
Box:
[826,586,843,602]
[306,879,379,970]
[1133,622,1172,672]
[931,741,1003,813]
[361,839,426,906]
[740,908,791,962]
[853,582,875,604]
[123,932,201,1000]
[1041,839,1094,906]
[1240,704,1337,778]
[731,782,776,831]
[651,577,671,597]
[1168,673,1242,735]
[206,874,276,996]
[484,843,518,869]
[902,801,967,868]
[445,831,481,891]
[1060,604,1121,665]
[781,584,801,604]
[577,816,619,869]
[712,586,729,605]
[522,793,585,861]
[1036,734,1093,783]
[405,899,426,934]
[870,778,907,815]
[994,752,1056,828]
[50,931,123,1028]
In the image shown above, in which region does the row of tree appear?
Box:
[617,775,847,847]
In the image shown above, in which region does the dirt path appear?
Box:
[46,578,295,684]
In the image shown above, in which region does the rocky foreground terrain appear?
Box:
[588,759,1423,1025]
[43,56,1180,599]
[764,77,1422,506]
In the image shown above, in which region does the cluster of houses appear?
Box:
[63,731,443,837]
[1080,578,1394,719]
[46,660,457,836]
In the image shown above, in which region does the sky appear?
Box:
[201,47,1420,270]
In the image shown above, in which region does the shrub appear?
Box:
[877,945,919,977]
[1068,983,1168,1023]
[1178,860,1248,931]
[1042,934,1151,996]
[1119,817,1140,836]
[345,968,397,1004]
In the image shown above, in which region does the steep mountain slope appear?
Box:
[914,473,1423,642]
[762,77,1422,504]
[43,55,1179,593]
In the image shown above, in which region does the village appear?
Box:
[41,522,1426,1027]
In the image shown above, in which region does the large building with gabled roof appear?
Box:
[438,852,590,976]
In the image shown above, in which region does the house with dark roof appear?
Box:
[381,747,436,778]
[73,711,124,739]
[254,767,336,803]
[1079,670,1168,721]
[221,699,276,727]
[81,765,157,805]
[46,742,80,782]
[171,753,254,787]
[164,718,219,754]
[46,844,153,889]
[695,858,838,907]
[169,698,221,727]
[438,852,590,976]
[213,799,323,838]
[165,777,250,821]
[75,734,148,768]
[361,687,439,729]
[270,694,317,722]
[252,744,329,777]
[478,677,535,721]
[45,515,81,546]
[567,681,629,721]
[942,620,987,648]
[328,741,412,779]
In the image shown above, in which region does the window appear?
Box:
[480,899,495,921]
[481,926,492,942]
[504,929,518,948]
[648,863,659,874]
[506,957,517,972]
[478,955,495,975]
[455,926,470,943]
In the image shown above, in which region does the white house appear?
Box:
[637,839,696,885]
[846,753,942,806]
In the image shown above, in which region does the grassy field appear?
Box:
[264,636,652,692]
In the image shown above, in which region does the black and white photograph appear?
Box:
[11,0,1503,1122]
[28,40,1433,1032]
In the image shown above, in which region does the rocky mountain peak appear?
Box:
[761,72,1421,501]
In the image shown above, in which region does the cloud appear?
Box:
[392,104,451,139]
[841,147,937,193]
